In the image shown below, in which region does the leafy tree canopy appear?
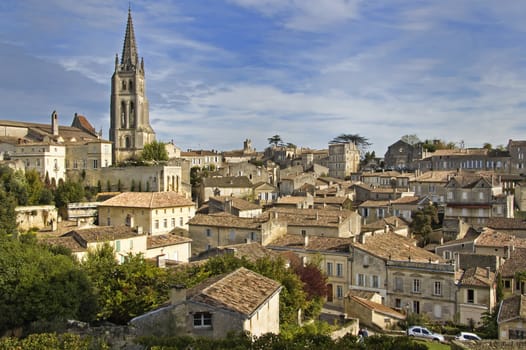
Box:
[330,134,372,157]
[410,204,440,246]
[141,140,169,162]
[0,237,97,334]
[267,134,283,147]
[81,244,172,324]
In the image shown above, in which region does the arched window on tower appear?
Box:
[129,80,133,91]
[130,102,135,127]
[120,101,126,128]
[122,80,126,91]
[125,136,131,149]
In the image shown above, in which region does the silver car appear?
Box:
[455,332,481,341]
[407,325,445,342]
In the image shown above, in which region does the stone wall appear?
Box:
[451,340,526,350]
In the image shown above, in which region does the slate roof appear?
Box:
[268,235,353,253]
[147,234,192,249]
[354,232,445,263]
[188,212,261,229]
[202,176,252,188]
[498,294,526,323]
[99,192,194,209]
[187,267,281,317]
[459,267,495,288]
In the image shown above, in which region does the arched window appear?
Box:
[120,101,126,127]
[125,136,131,149]
[130,102,135,127]
[122,80,126,91]
[129,80,133,91]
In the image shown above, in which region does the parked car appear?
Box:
[455,332,481,341]
[407,326,445,342]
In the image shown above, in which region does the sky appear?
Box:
[1,0,526,155]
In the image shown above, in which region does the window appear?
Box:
[434,281,442,296]
[336,285,343,299]
[336,263,343,277]
[154,220,159,229]
[363,255,369,267]
[413,279,421,293]
[461,192,467,200]
[115,240,121,252]
[395,298,401,309]
[206,228,211,237]
[394,277,403,292]
[372,275,379,288]
[444,251,451,260]
[447,191,453,200]
[179,217,183,226]
[163,218,168,228]
[93,159,98,169]
[467,289,475,303]
[413,300,420,314]
[250,232,256,241]
[479,192,484,200]
[327,262,333,276]
[193,312,212,328]
[171,218,175,227]
[357,273,365,286]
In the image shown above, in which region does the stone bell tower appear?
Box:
[110,7,156,164]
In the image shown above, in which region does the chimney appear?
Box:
[360,234,366,244]
[338,216,342,224]
[136,226,143,235]
[170,285,186,305]
[51,110,59,136]
[486,267,491,278]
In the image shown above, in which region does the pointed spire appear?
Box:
[121,6,139,69]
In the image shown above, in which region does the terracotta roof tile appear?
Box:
[499,248,526,277]
[475,227,526,248]
[62,225,141,243]
[354,232,445,263]
[264,207,357,228]
[486,218,526,230]
[187,267,281,316]
[40,236,86,252]
[189,212,261,229]
[147,234,192,249]
[100,192,194,209]
[350,296,406,319]
[210,196,261,211]
[459,267,495,287]
[268,235,353,252]
[498,294,526,323]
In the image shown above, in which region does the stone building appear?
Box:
[328,142,360,179]
[110,8,156,163]
[98,192,196,235]
[384,139,423,171]
[457,266,496,326]
[130,268,282,338]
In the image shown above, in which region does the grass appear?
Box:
[414,340,451,350]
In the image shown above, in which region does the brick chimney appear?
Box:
[51,110,59,136]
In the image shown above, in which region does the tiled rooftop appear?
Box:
[100,192,194,209]
[499,248,526,277]
[350,296,406,319]
[210,196,261,211]
[40,236,86,252]
[354,232,445,263]
[268,235,354,253]
[189,212,261,229]
[187,267,281,316]
[147,234,192,249]
[264,207,356,227]
[62,225,141,243]
[202,176,252,188]
[486,218,526,230]
[498,294,526,323]
[475,227,526,248]
[459,267,494,287]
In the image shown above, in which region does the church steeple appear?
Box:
[121,7,139,70]
[110,7,156,164]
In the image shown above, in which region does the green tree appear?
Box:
[141,140,169,162]
[82,244,171,324]
[0,238,97,334]
[267,134,283,147]
[54,180,85,217]
[0,188,17,236]
[410,204,440,246]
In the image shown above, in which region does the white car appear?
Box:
[407,325,445,342]
[455,332,481,341]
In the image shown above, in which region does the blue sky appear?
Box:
[1,0,526,155]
